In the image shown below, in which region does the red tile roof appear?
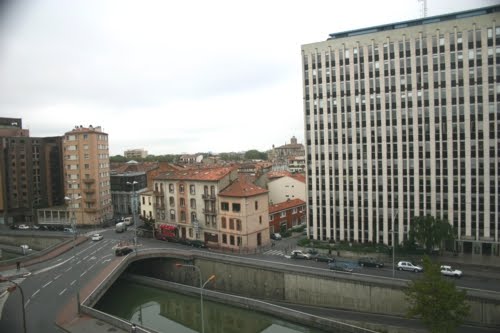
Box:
[291,173,306,183]
[269,198,306,213]
[267,171,292,179]
[219,179,267,197]
[155,166,236,181]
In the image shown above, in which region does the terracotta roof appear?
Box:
[269,198,306,213]
[290,173,306,183]
[267,171,292,179]
[219,178,267,197]
[110,161,161,173]
[155,166,236,181]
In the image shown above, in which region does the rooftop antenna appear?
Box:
[418,0,428,18]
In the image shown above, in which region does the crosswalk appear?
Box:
[263,249,285,257]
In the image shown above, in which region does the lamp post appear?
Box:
[64,195,82,250]
[175,263,215,333]
[391,211,399,278]
[0,277,27,333]
[126,181,138,253]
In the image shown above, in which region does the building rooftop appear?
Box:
[219,178,267,198]
[269,198,306,214]
[327,4,499,41]
[156,166,236,181]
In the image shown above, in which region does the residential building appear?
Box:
[302,5,500,255]
[152,166,238,246]
[269,136,305,171]
[61,125,112,226]
[268,173,306,204]
[0,118,65,226]
[124,148,148,159]
[269,199,306,234]
[218,177,270,250]
[110,170,147,217]
[288,155,306,173]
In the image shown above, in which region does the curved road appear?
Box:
[1,227,499,333]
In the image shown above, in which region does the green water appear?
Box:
[95,279,330,333]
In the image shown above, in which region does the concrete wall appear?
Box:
[0,233,65,250]
[85,249,500,329]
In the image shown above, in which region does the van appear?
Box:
[115,222,127,233]
[123,217,133,226]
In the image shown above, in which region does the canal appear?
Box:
[95,279,331,333]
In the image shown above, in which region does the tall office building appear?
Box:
[302,6,500,255]
[62,125,113,226]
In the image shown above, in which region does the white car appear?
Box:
[290,250,311,259]
[91,233,103,241]
[18,224,30,230]
[440,265,462,278]
[397,261,423,272]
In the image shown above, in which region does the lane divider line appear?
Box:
[32,289,40,298]
[42,281,52,288]
[59,288,66,296]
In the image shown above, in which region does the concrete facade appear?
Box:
[302,5,500,254]
[268,175,306,204]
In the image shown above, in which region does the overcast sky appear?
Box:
[0,0,497,155]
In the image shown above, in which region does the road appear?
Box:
[1,227,499,333]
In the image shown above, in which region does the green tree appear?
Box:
[409,215,454,254]
[244,149,267,160]
[405,256,470,333]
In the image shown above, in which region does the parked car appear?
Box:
[328,261,353,272]
[63,227,75,233]
[189,240,207,248]
[358,257,384,268]
[313,255,335,263]
[91,233,103,241]
[397,261,423,272]
[115,246,133,256]
[18,224,30,230]
[290,250,311,259]
[270,233,282,240]
[440,265,462,278]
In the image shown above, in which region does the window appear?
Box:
[269,214,273,221]
[180,198,185,207]
[221,202,229,211]
[169,197,175,206]
[255,201,258,210]
[180,211,186,222]
[232,203,241,212]
[190,185,195,194]
[236,219,242,231]
[292,208,298,214]
[221,217,227,228]
[230,235,235,245]
[259,216,262,224]
[190,198,196,209]
[179,184,184,193]
[280,211,286,218]
[222,234,227,244]
[229,218,235,230]
[169,184,174,193]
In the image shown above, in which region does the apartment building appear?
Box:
[0,118,65,226]
[152,166,238,246]
[302,5,500,255]
[62,125,113,226]
[269,198,306,234]
[124,148,148,159]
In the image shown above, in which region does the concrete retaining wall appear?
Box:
[0,233,65,250]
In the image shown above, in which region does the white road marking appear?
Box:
[54,274,61,280]
[80,270,87,277]
[102,259,111,264]
[59,288,67,296]
[33,256,75,275]
[101,254,112,259]
[42,281,52,288]
[56,258,62,262]
[70,280,76,286]
[65,267,72,272]
[83,255,89,260]
[32,289,40,298]
[77,260,82,265]
[24,299,30,308]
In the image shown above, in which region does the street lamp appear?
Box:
[0,277,27,333]
[64,195,82,249]
[391,211,399,278]
[175,263,215,333]
[126,181,138,253]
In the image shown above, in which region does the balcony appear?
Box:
[84,207,98,213]
[83,188,95,194]
[202,208,217,216]
[85,198,96,203]
[202,193,216,201]
[154,190,164,197]
[83,178,95,184]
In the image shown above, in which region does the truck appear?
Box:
[115,222,127,233]
[123,217,133,226]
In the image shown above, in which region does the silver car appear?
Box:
[440,265,462,278]
[397,261,423,272]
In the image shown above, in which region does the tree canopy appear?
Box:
[405,256,470,333]
[244,149,268,160]
[409,215,454,254]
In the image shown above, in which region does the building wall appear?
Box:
[269,203,306,234]
[268,176,306,204]
[219,193,270,249]
[302,7,500,253]
[63,126,113,225]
